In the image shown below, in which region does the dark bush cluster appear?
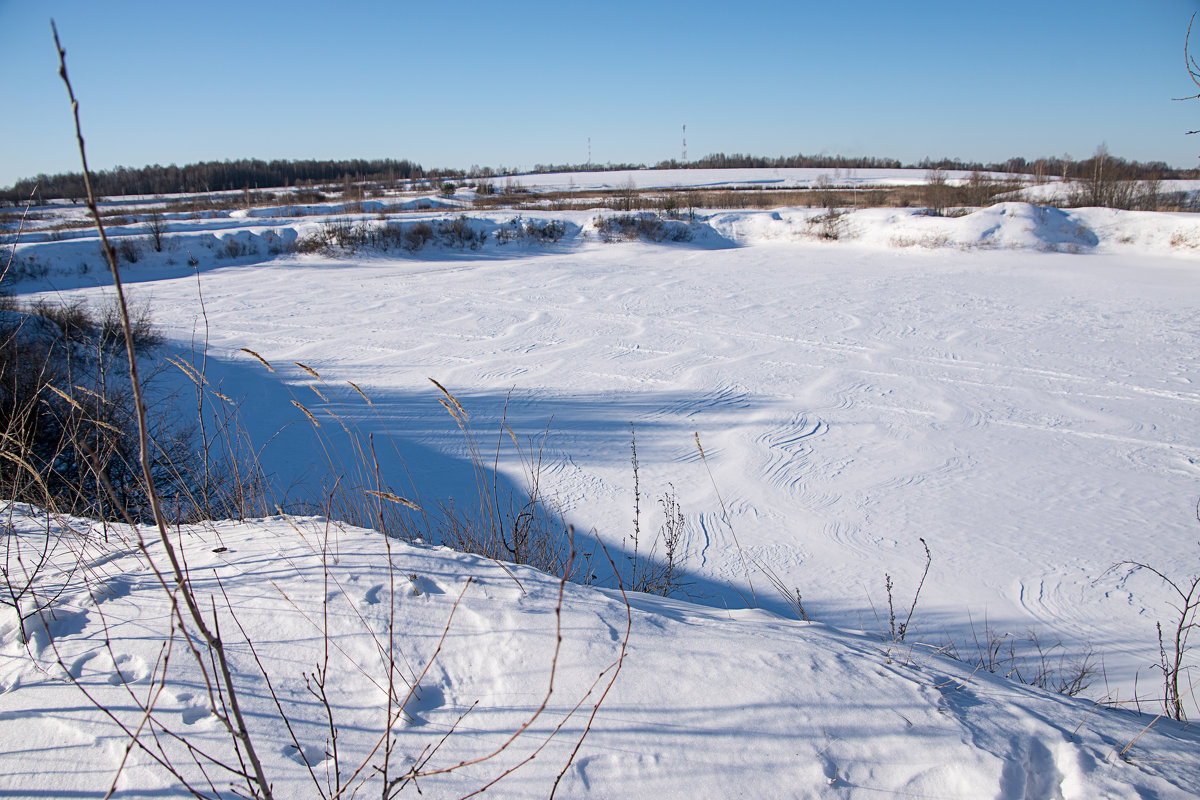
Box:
[594,212,693,243]
[295,216,488,255]
[0,299,188,521]
[494,216,566,245]
[116,237,142,263]
[218,235,258,259]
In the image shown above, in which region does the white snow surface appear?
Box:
[1,508,1197,798]
[4,186,1200,796]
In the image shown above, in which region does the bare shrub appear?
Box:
[442,215,482,248]
[616,176,637,211]
[815,173,837,212]
[1112,510,1200,722]
[965,170,1000,207]
[27,296,94,342]
[403,220,433,251]
[262,229,287,255]
[594,212,692,243]
[100,297,162,352]
[1063,144,1165,210]
[808,210,846,241]
[2,252,50,285]
[0,297,193,522]
[623,424,689,598]
[660,192,679,218]
[116,237,141,263]
[937,615,1099,697]
[219,234,258,259]
[294,217,486,256]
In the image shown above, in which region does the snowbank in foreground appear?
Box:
[1,508,1197,799]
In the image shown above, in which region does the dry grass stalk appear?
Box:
[239,347,275,372]
[346,380,372,405]
[291,399,321,427]
[429,377,467,421]
[295,361,321,380]
[364,489,420,511]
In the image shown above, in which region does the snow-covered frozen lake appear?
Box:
[13,200,1200,689]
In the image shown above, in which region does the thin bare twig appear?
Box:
[695,431,757,606]
[53,21,273,797]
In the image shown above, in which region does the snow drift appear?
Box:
[1,508,1197,798]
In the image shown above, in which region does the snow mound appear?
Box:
[704,202,1200,255]
[855,203,1100,251]
[1,508,1197,798]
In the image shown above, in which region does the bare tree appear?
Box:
[923,168,950,216]
[1089,143,1109,206]
[145,211,166,252]
[1183,12,1200,137]
[965,170,998,208]
[815,173,836,214]
[616,176,637,212]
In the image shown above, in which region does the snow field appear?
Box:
[4,187,1200,796]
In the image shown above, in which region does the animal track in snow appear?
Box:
[401,682,446,726]
[171,692,216,726]
[107,654,147,685]
[285,742,329,767]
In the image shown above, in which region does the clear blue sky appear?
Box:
[2,0,1198,188]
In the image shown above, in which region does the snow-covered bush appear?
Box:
[495,216,566,245]
[593,212,693,243]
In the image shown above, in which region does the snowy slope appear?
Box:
[1,508,1197,799]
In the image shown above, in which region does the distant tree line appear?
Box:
[653,151,1191,182]
[2,158,432,204]
[654,153,906,171]
[4,150,1194,205]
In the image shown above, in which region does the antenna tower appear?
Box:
[682,124,687,163]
